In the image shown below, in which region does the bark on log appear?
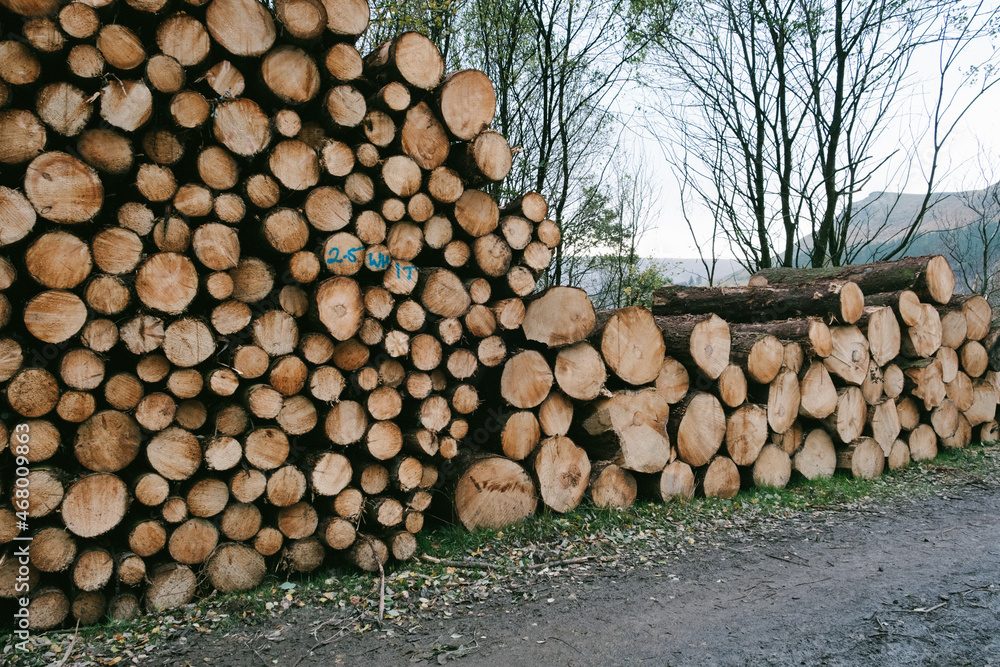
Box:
[752,255,955,304]
[655,313,730,380]
[652,281,864,324]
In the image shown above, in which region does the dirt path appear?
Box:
[147,482,1000,667]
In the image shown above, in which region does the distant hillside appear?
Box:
[808,182,1000,264]
[650,258,746,286]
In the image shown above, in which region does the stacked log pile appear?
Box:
[0,0,564,630]
[0,0,997,634]
[457,254,1000,531]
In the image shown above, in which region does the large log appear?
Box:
[594,306,665,385]
[454,456,537,530]
[729,318,832,358]
[669,392,726,467]
[751,255,955,304]
[577,388,671,473]
[655,313,730,380]
[653,281,864,324]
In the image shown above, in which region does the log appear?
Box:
[500,350,553,408]
[168,518,219,565]
[860,306,901,366]
[823,386,867,444]
[655,313,730,380]
[593,306,666,385]
[866,398,901,455]
[904,358,947,410]
[798,362,837,419]
[657,461,695,501]
[500,411,540,460]
[457,130,512,184]
[553,342,606,400]
[836,437,885,479]
[670,392,726,467]
[532,435,590,513]
[895,396,921,431]
[346,535,386,573]
[655,357,690,404]
[29,527,77,573]
[26,151,103,224]
[729,333,784,384]
[960,340,988,378]
[577,388,670,473]
[700,456,740,499]
[752,444,791,489]
[964,379,998,426]
[454,456,537,530]
[101,80,153,132]
[37,82,92,137]
[61,473,129,538]
[0,186,37,247]
[861,359,885,405]
[523,287,596,348]
[28,587,70,631]
[539,392,574,437]
[74,410,141,473]
[716,363,748,408]
[652,281,864,324]
[887,439,911,470]
[940,310,968,349]
[72,549,114,592]
[588,461,637,509]
[725,404,768,466]
[941,413,972,449]
[752,255,955,304]
[366,32,443,90]
[771,419,803,455]
[435,69,496,140]
[947,294,991,341]
[901,303,942,358]
[205,542,266,593]
[792,429,836,479]
[145,563,196,611]
[824,326,870,385]
[766,369,801,434]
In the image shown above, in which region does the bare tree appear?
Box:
[642,0,1000,271]
[941,150,1000,304]
[589,155,668,308]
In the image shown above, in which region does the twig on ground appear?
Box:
[293,613,363,667]
[889,602,947,614]
[364,536,386,629]
[763,553,810,567]
[50,621,80,667]
[244,634,270,667]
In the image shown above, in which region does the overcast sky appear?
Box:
[633,32,1000,260]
